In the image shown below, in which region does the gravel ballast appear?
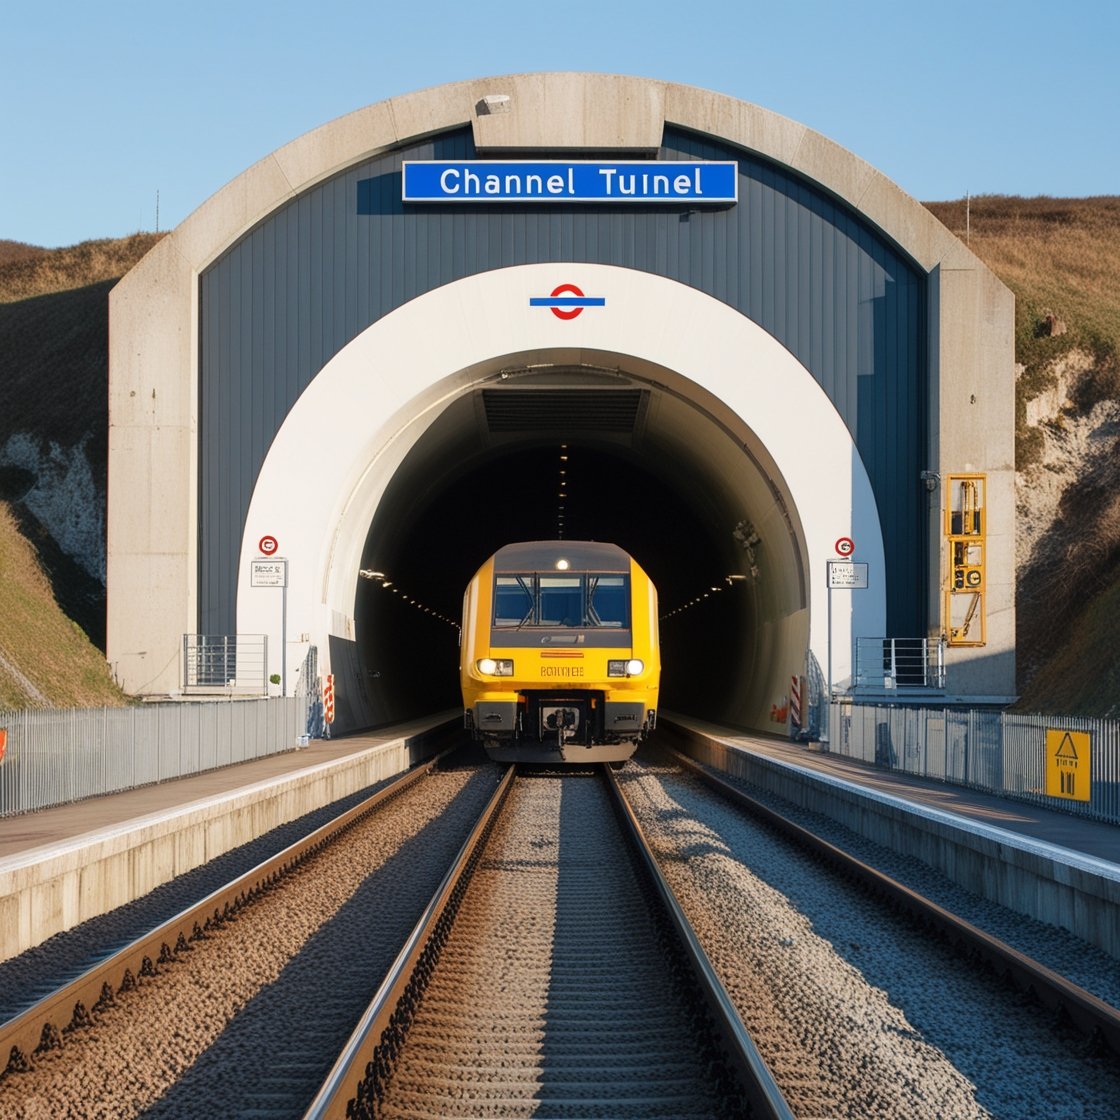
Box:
[620,756,1120,1120]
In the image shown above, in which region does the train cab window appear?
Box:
[493,572,630,628]
[538,575,582,626]
[494,576,534,627]
[587,575,628,627]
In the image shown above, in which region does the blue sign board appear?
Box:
[401,161,738,205]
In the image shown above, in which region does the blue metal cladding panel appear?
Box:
[199,126,925,636]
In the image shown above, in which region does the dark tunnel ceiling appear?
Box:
[368,441,727,616]
[354,383,773,716]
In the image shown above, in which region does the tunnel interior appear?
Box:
[352,371,808,731]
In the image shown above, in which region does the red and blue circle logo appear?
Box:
[530,283,606,320]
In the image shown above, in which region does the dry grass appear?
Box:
[0,233,162,303]
[925,196,1120,466]
[0,501,129,709]
[0,240,46,267]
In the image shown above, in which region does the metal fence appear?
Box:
[183,634,268,694]
[853,638,945,690]
[0,696,309,818]
[829,700,1120,825]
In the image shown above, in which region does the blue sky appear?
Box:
[3,0,1116,247]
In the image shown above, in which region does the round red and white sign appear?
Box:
[259,535,279,556]
[834,536,855,558]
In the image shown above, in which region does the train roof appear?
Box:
[491,541,631,573]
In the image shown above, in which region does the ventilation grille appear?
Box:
[482,389,646,433]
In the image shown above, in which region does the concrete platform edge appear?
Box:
[680,725,1120,960]
[0,729,441,964]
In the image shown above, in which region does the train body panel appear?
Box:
[460,541,659,764]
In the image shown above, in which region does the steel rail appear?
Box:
[302,762,516,1120]
[604,763,796,1120]
[667,731,1120,1058]
[1,733,462,1077]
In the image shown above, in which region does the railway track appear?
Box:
[307,764,791,1119]
[0,746,501,1118]
[617,734,1120,1120]
[6,724,1116,1119]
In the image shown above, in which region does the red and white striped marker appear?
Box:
[323,675,335,724]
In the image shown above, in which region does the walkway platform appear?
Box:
[0,715,453,964]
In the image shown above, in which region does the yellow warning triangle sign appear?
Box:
[1055,732,1078,760]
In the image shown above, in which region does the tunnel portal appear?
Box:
[107,74,1016,728]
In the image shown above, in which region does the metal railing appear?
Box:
[0,696,309,818]
[853,638,945,691]
[183,634,268,694]
[829,700,1120,825]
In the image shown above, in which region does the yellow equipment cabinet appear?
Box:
[945,474,986,646]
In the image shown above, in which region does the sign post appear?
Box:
[824,550,869,743]
[251,554,288,694]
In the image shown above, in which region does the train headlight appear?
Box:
[477,658,513,676]
[608,659,644,677]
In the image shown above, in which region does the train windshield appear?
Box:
[493,573,629,628]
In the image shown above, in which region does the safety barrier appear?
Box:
[0,696,309,818]
[829,700,1120,826]
[853,637,946,690]
[182,633,268,694]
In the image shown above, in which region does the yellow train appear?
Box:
[460,541,660,763]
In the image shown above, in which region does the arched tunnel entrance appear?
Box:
[237,264,887,734]
[351,371,807,732]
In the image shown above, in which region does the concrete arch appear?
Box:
[108,72,1014,703]
[237,263,885,729]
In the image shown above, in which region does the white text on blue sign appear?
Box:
[401,161,738,204]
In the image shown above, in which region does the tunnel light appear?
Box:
[726,574,746,582]
[358,569,386,581]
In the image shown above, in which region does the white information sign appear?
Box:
[827,561,869,589]
[251,558,288,588]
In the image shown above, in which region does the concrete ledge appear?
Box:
[682,728,1120,960]
[0,730,441,964]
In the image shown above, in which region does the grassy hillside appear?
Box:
[0,236,160,709]
[924,196,1120,468]
[923,196,1120,716]
[0,501,129,709]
